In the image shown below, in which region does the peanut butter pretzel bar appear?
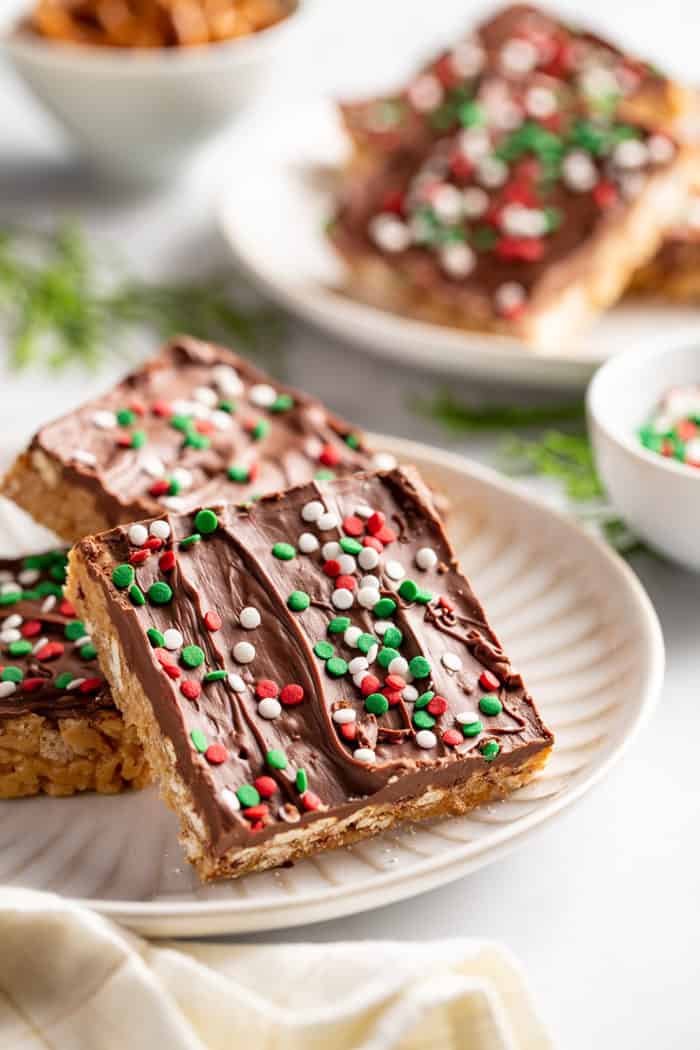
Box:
[0,549,148,798]
[2,336,379,544]
[68,468,552,881]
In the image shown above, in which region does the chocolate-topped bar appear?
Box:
[68,468,552,881]
[630,181,700,300]
[2,336,378,544]
[0,549,148,797]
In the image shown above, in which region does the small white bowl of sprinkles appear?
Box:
[587,342,700,570]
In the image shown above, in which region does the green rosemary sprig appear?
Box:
[414,390,585,432]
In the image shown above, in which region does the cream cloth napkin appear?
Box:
[0,888,552,1050]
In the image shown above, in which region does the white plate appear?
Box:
[0,436,663,936]
[218,98,700,391]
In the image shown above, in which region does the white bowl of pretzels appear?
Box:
[3,0,308,182]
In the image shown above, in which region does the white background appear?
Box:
[1,2,699,1046]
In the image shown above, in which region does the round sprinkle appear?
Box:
[301,500,325,523]
[228,673,247,692]
[442,652,463,672]
[128,524,149,547]
[333,707,356,725]
[413,710,436,730]
[382,626,403,649]
[0,681,16,698]
[287,590,310,612]
[204,610,222,632]
[415,547,438,571]
[357,633,377,655]
[373,597,396,618]
[221,788,241,813]
[348,656,368,674]
[295,768,308,793]
[344,626,362,648]
[181,645,205,668]
[258,697,282,719]
[233,641,256,664]
[237,784,261,807]
[112,564,135,589]
[326,656,348,678]
[385,560,405,581]
[358,547,380,571]
[1,667,23,683]
[332,588,354,610]
[481,740,500,761]
[163,628,183,650]
[129,585,146,606]
[479,694,503,716]
[403,685,418,702]
[317,512,339,531]
[190,729,207,752]
[148,582,173,605]
[181,680,201,700]
[204,670,228,683]
[150,520,171,540]
[280,683,304,705]
[328,616,350,635]
[194,508,219,534]
[64,620,86,641]
[358,586,381,609]
[266,749,288,770]
[409,655,431,679]
[365,692,389,715]
[250,383,277,407]
[378,646,400,669]
[80,643,97,661]
[205,743,228,765]
[398,579,419,601]
[272,542,296,561]
[353,748,376,764]
[462,718,483,737]
[322,542,341,560]
[298,532,320,554]
[239,607,261,630]
[314,640,334,659]
[388,656,409,677]
[416,729,437,749]
[415,693,435,713]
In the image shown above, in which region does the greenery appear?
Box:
[0,223,281,371]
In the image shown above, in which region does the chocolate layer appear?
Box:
[72,468,552,860]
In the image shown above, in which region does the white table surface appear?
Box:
[1,3,699,1047]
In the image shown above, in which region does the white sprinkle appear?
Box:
[373,452,397,471]
[526,85,557,118]
[32,637,49,654]
[647,134,675,165]
[163,497,186,512]
[358,586,381,609]
[344,626,362,647]
[171,398,198,417]
[457,127,491,162]
[220,787,241,813]
[337,554,356,574]
[211,410,233,431]
[562,151,598,192]
[72,635,91,648]
[369,213,411,254]
[193,385,218,407]
[298,532,320,554]
[171,468,193,490]
[141,454,166,478]
[501,203,547,238]
[477,156,509,189]
[278,804,300,824]
[239,607,261,630]
[431,183,464,224]
[494,281,526,316]
[442,651,463,672]
[456,709,480,725]
[613,138,648,170]
[66,678,85,691]
[72,450,97,467]
[360,574,381,590]
[353,747,377,765]
[415,547,438,571]
[0,682,17,698]
[385,560,405,581]
[353,671,369,688]
[128,523,149,547]
[322,541,341,560]
[0,583,20,597]
[163,628,183,651]
[228,674,247,692]
[439,241,476,278]
[451,37,484,77]
[403,685,418,702]
[150,520,171,540]
[407,73,443,113]
[333,707,357,725]
[388,656,409,677]
[579,65,620,100]
[233,641,256,664]
[301,500,325,523]
[249,383,277,407]
[462,186,489,219]
[358,547,380,571]
[40,596,56,614]
[348,656,368,675]
[374,620,392,636]
[620,172,645,200]
[317,512,339,532]
[332,588,354,610]
[1,615,22,630]
[92,410,117,429]
[258,697,282,719]
[354,504,374,519]
[500,37,538,76]
[366,643,379,664]
[18,569,39,586]
[416,729,438,749]
[0,629,20,644]
[212,364,243,396]
[0,572,12,583]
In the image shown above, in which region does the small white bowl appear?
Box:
[3,2,308,183]
[587,342,700,570]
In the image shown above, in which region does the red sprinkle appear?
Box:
[340,722,357,741]
[129,399,146,417]
[678,420,698,441]
[362,536,384,553]
[152,399,172,417]
[593,180,618,209]
[427,695,448,716]
[205,743,228,765]
[149,479,170,497]
[256,679,279,699]
[59,599,76,617]
[367,511,385,535]
[79,678,103,694]
[21,678,44,693]
[342,515,365,537]
[385,674,406,690]
[35,642,64,662]
[336,574,356,591]
[479,669,501,691]
[245,804,269,822]
[129,549,151,565]
[496,236,545,262]
[248,462,260,481]
[360,674,380,696]
[254,775,278,798]
[204,610,222,632]
[383,689,403,707]
[375,525,397,545]
[159,550,176,573]
[250,820,266,833]
[301,790,323,811]
[438,595,455,612]
[116,434,132,448]
[161,662,182,680]
[450,152,474,181]
[20,620,42,638]
[144,536,163,551]
[280,683,305,706]
[442,728,462,747]
[323,559,341,577]
[195,419,215,435]
[180,680,201,701]
[319,443,341,467]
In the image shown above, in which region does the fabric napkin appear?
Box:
[0,887,552,1050]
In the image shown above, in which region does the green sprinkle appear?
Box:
[194,508,219,534]
[8,640,31,657]
[295,768,308,792]
[415,589,434,604]
[266,749,288,771]
[287,590,310,612]
[117,408,135,426]
[129,584,146,606]
[270,394,294,412]
[251,419,270,441]
[218,399,236,414]
[35,581,61,597]
[365,692,389,715]
[374,597,397,618]
[148,581,173,605]
[237,783,261,806]
[328,617,350,635]
[378,647,400,669]
[357,633,377,655]
[479,694,503,716]
[458,99,485,127]
[227,465,250,483]
[314,469,335,481]
[314,640,334,660]
[0,592,20,606]
[345,433,360,449]
[340,537,362,555]
[398,579,419,601]
[180,533,202,548]
[462,719,483,738]
[383,626,403,648]
[168,478,182,496]
[112,564,134,589]
[1,667,23,683]
[64,620,86,641]
[409,655,431,679]
[80,643,97,661]
[413,710,436,730]
[415,691,435,709]
[272,542,296,560]
[54,671,72,690]
[190,729,207,753]
[169,414,191,433]
[147,628,165,648]
[326,656,348,678]
[130,430,147,449]
[184,431,210,451]
[22,590,41,602]
[481,740,500,761]
[204,669,228,682]
[49,564,67,583]
[181,645,205,668]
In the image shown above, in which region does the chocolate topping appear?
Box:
[75,467,552,859]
